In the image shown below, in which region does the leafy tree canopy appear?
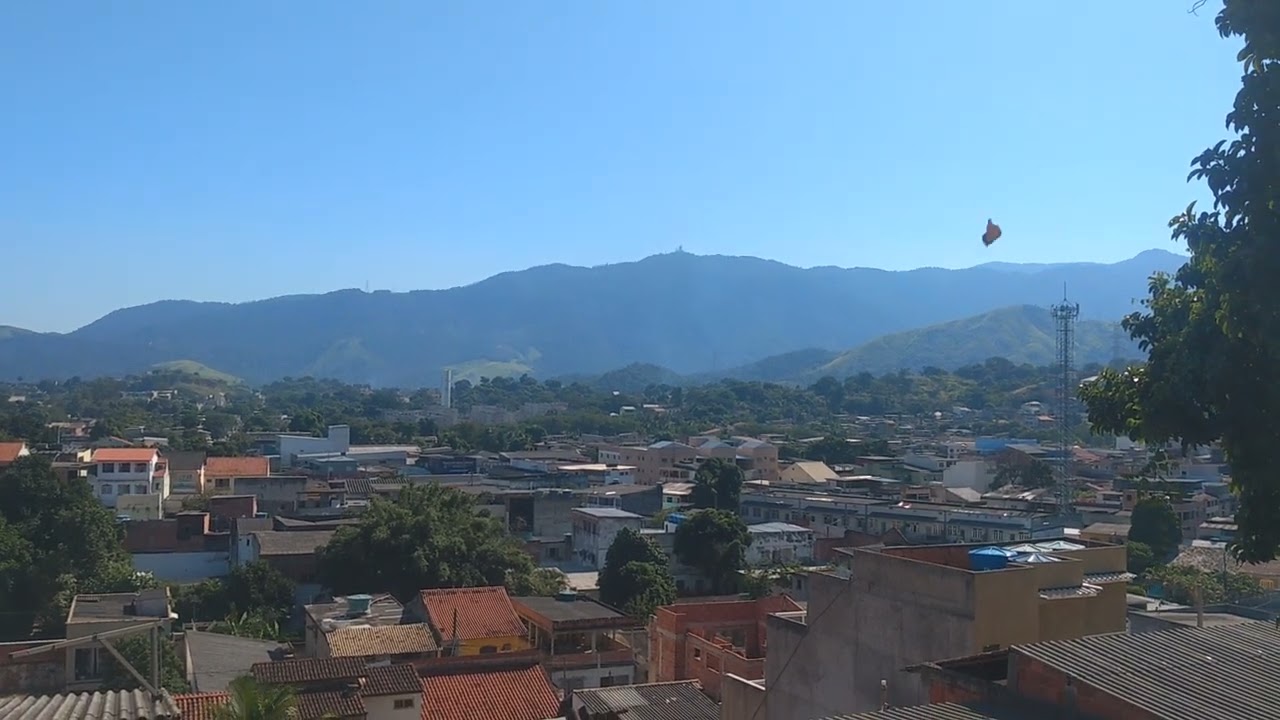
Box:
[690,458,744,511]
[1129,496,1183,562]
[316,484,543,601]
[673,509,752,596]
[598,529,675,618]
[1079,0,1280,562]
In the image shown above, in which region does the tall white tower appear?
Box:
[441,368,453,409]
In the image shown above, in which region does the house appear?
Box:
[418,655,562,720]
[660,482,694,510]
[124,512,231,582]
[762,539,1133,718]
[409,587,530,656]
[745,522,815,566]
[240,530,334,589]
[649,595,802,701]
[203,456,271,495]
[584,483,663,517]
[0,688,182,720]
[303,594,439,662]
[62,588,173,692]
[559,463,637,485]
[511,591,637,690]
[89,447,169,509]
[569,680,719,720]
[238,658,423,719]
[571,507,645,570]
[0,441,30,469]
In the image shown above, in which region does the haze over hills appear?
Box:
[0,249,1183,386]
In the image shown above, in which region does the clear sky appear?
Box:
[1,1,1242,332]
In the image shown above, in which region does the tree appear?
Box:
[1126,541,1156,578]
[212,675,299,720]
[690,458,744,511]
[1078,1,1280,563]
[507,567,570,597]
[316,484,541,601]
[0,456,137,638]
[1129,496,1183,562]
[1149,565,1264,605]
[673,510,752,595]
[223,561,296,623]
[991,452,1054,490]
[598,529,676,617]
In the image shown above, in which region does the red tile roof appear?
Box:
[0,442,27,464]
[92,447,158,463]
[173,692,229,720]
[363,663,423,696]
[295,690,366,720]
[420,664,561,720]
[251,657,366,684]
[205,456,270,478]
[421,587,527,643]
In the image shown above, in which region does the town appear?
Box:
[0,343,1264,720]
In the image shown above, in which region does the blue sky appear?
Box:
[1,1,1242,332]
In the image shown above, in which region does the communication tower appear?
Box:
[1050,286,1080,514]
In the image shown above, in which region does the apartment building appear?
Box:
[89,447,169,510]
[599,436,780,486]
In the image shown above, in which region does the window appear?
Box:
[135,484,148,495]
[101,463,115,473]
[74,648,102,681]
[215,478,230,489]
[500,643,512,651]
[393,699,415,710]
[479,645,498,654]
[693,648,702,661]
[134,463,148,473]
[118,484,131,495]
[101,484,112,495]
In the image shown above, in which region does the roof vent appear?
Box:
[346,594,374,617]
[556,590,579,602]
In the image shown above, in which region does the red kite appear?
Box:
[982,219,1002,247]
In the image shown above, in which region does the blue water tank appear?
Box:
[969,546,1012,571]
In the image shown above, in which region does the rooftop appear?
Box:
[820,703,1030,719]
[0,441,27,463]
[573,507,643,519]
[420,586,527,643]
[326,623,439,657]
[204,456,271,477]
[1014,620,1280,720]
[512,594,630,629]
[0,689,180,720]
[305,594,406,628]
[251,656,366,685]
[172,692,228,720]
[67,588,169,623]
[251,530,335,556]
[91,447,159,463]
[362,663,423,696]
[748,522,811,534]
[420,661,561,720]
[573,680,719,720]
[185,630,284,692]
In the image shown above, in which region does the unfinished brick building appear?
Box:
[648,595,802,701]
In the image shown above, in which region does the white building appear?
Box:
[560,463,637,485]
[279,424,351,466]
[745,522,814,566]
[90,447,169,509]
[571,507,645,570]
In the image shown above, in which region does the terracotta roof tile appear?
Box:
[327,623,439,657]
[0,442,27,463]
[421,587,526,643]
[295,690,366,720]
[251,657,366,685]
[92,448,158,463]
[420,664,561,720]
[173,692,229,720]
[362,664,423,696]
[205,456,270,478]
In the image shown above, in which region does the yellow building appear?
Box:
[412,586,531,656]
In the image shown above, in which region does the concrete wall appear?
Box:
[721,673,766,720]
[0,641,64,694]
[132,552,230,582]
[279,425,350,466]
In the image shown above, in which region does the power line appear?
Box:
[748,572,855,720]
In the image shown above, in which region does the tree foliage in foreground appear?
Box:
[211,675,299,720]
[690,458,744,511]
[0,456,145,638]
[1080,0,1280,562]
[598,528,676,619]
[316,484,544,601]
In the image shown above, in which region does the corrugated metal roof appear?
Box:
[574,680,718,720]
[1014,621,1280,720]
[820,702,1022,719]
[0,690,180,720]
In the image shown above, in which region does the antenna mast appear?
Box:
[1050,285,1080,516]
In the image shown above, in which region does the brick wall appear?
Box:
[0,640,65,694]
[649,595,801,686]
[1008,652,1162,720]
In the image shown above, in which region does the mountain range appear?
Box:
[0,249,1184,387]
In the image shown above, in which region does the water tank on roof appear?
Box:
[555,590,579,602]
[346,594,374,616]
[968,546,1012,571]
